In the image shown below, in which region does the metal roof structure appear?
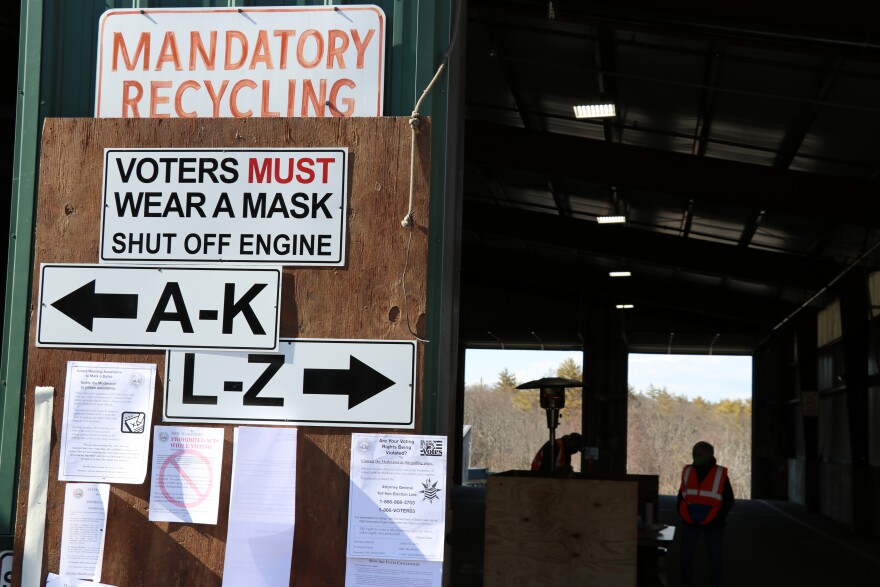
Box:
[459,0,880,354]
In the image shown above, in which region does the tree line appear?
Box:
[463,361,752,498]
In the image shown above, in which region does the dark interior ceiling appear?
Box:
[459,0,880,354]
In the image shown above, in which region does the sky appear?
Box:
[464,349,752,403]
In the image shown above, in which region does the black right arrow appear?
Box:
[303,356,395,409]
[51,280,139,331]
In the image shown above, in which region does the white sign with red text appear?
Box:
[100,148,348,265]
[96,6,385,118]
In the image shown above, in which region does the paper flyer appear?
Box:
[347,434,447,561]
[58,484,110,582]
[344,558,442,587]
[222,427,297,587]
[46,573,116,587]
[59,362,155,483]
[148,426,224,524]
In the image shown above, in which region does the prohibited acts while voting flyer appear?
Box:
[149,426,224,524]
[347,433,447,561]
[59,362,155,484]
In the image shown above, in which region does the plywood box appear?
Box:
[484,476,637,587]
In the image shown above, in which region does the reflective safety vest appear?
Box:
[678,464,728,525]
[531,439,568,471]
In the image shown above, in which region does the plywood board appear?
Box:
[484,477,637,587]
[13,117,430,586]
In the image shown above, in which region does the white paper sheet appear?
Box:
[222,427,297,587]
[58,484,110,581]
[59,362,156,483]
[22,386,54,587]
[46,572,116,587]
[347,434,447,561]
[344,558,442,587]
[148,426,224,524]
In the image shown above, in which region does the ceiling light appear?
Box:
[616,304,634,309]
[573,103,616,119]
[609,271,631,277]
[597,215,626,224]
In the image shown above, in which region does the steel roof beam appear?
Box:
[694,44,722,158]
[470,0,880,60]
[466,121,880,226]
[461,244,796,325]
[774,58,843,170]
[464,200,840,289]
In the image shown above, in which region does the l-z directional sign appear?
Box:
[36,264,281,350]
[163,339,416,428]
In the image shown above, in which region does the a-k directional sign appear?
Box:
[37,264,281,350]
[163,339,416,428]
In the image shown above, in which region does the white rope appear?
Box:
[400,0,462,342]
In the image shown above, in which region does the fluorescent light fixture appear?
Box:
[616,304,634,309]
[609,271,632,277]
[597,215,626,224]
[573,103,616,118]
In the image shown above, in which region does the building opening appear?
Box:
[462,348,584,481]
[627,353,753,498]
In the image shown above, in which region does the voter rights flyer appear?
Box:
[149,426,224,525]
[347,434,447,561]
[59,362,156,483]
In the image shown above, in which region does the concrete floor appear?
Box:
[449,487,880,586]
[657,495,880,587]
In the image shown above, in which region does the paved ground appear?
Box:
[657,495,880,587]
[448,487,880,586]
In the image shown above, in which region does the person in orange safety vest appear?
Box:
[677,441,734,587]
[531,432,583,473]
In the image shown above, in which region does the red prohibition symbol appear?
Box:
[158,449,214,508]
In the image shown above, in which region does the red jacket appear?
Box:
[531,439,570,471]
[678,464,729,525]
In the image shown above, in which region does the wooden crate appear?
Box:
[484,476,637,587]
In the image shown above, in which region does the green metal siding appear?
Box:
[0,0,43,552]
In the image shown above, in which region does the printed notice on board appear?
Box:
[95,6,385,119]
[149,426,225,524]
[59,362,156,483]
[59,483,110,582]
[222,427,297,587]
[46,573,116,587]
[344,558,442,587]
[99,148,348,266]
[347,434,447,561]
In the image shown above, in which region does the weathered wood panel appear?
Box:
[13,117,430,587]
[484,476,636,587]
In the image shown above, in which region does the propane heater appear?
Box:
[516,377,582,473]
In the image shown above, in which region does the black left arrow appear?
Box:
[51,280,139,331]
[303,356,395,409]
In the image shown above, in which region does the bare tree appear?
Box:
[464,383,583,473]
[627,386,752,497]
[465,367,751,496]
